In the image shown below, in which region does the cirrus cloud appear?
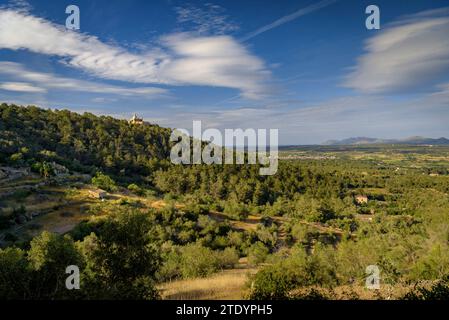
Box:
[0,61,167,97]
[175,3,239,35]
[0,81,46,93]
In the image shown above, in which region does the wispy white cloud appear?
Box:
[0,81,46,93]
[0,62,167,97]
[344,7,449,93]
[428,82,449,103]
[175,3,239,35]
[91,97,118,103]
[0,9,269,99]
[241,0,337,42]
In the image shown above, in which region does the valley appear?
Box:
[1,104,449,300]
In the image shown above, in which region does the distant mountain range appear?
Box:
[322,136,449,146]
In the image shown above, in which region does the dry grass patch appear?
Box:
[159,268,257,300]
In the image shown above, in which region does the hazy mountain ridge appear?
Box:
[322,136,449,146]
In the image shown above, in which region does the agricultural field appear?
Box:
[279,145,449,172]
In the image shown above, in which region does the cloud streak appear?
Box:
[241,0,337,42]
[175,3,239,35]
[0,62,167,97]
[0,81,46,93]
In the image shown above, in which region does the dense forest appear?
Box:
[1,104,449,300]
[0,103,172,182]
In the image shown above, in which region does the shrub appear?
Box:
[217,247,239,268]
[179,243,220,278]
[184,202,209,216]
[78,209,161,299]
[10,152,24,163]
[31,161,55,178]
[309,205,336,224]
[248,265,298,300]
[157,246,182,281]
[211,235,229,249]
[27,232,84,299]
[160,243,240,280]
[291,223,309,242]
[247,241,269,266]
[128,183,144,196]
[227,231,244,248]
[255,225,277,248]
[91,172,117,192]
[177,229,195,244]
[248,245,339,299]
[197,215,217,232]
[210,202,223,212]
[223,200,249,220]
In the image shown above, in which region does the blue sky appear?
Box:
[0,0,449,144]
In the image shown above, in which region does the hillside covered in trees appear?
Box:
[0,103,172,182]
[1,104,449,300]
